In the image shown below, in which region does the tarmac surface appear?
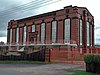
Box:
[0,63,85,75]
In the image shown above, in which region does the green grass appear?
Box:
[0,60,46,64]
[0,60,57,64]
[72,70,100,75]
[52,58,84,61]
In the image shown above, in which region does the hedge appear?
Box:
[84,54,100,63]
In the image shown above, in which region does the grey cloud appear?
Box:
[0,0,52,41]
[0,31,7,37]
[95,38,100,45]
[0,0,22,11]
[0,0,37,37]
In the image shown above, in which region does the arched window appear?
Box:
[87,22,89,45]
[23,26,26,44]
[32,25,35,32]
[16,27,19,44]
[90,25,92,46]
[64,19,70,42]
[80,20,82,45]
[10,29,12,44]
[41,23,45,43]
[52,21,57,43]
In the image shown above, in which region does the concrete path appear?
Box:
[0,64,85,75]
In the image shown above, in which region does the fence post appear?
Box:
[71,49,74,64]
[96,48,98,54]
[49,49,52,62]
[71,48,75,64]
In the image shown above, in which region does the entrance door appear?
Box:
[29,32,38,44]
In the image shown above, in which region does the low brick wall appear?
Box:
[0,50,45,61]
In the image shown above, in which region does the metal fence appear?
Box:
[48,48,100,65]
[0,50,45,61]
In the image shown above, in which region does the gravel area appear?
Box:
[0,64,85,75]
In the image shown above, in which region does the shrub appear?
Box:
[84,54,100,63]
[84,54,94,63]
[84,54,100,74]
[94,54,100,63]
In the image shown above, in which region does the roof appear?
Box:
[10,5,93,23]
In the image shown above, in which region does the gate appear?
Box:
[45,47,100,65]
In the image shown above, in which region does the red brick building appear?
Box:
[7,5,94,49]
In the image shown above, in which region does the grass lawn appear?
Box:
[72,70,100,75]
[0,60,57,64]
[0,60,46,64]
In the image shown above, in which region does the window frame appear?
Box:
[80,19,83,45]
[41,22,46,44]
[16,27,19,44]
[23,26,26,44]
[10,29,12,45]
[32,24,35,32]
[51,20,57,43]
[64,18,71,43]
[87,21,90,46]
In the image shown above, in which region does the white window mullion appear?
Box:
[64,19,70,43]
[87,22,89,46]
[32,25,35,32]
[16,28,19,44]
[90,25,92,46]
[52,21,57,43]
[41,23,45,44]
[10,29,12,45]
[80,20,82,45]
[23,26,26,44]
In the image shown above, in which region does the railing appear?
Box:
[48,48,100,65]
[6,40,77,46]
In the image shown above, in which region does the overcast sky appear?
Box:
[0,0,100,44]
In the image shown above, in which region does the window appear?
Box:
[80,20,82,45]
[87,22,89,45]
[10,29,12,44]
[90,25,92,46]
[64,19,70,42]
[66,9,69,13]
[41,23,45,43]
[23,26,26,44]
[32,25,35,32]
[16,27,19,44]
[52,21,57,43]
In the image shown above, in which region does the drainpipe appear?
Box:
[83,10,87,48]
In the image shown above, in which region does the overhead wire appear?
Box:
[0,0,51,14]
[95,27,100,30]
[0,0,63,37]
[0,0,62,31]
[0,0,61,17]
[0,0,47,12]
[13,0,61,14]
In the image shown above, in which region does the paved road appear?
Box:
[0,64,85,75]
